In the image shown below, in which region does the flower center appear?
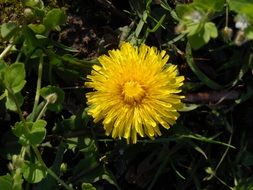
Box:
[122,81,146,104]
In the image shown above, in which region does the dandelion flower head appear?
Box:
[86,42,184,143]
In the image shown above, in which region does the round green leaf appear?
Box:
[4,63,26,93]
[28,120,47,145]
[43,9,67,30]
[12,120,46,146]
[81,183,96,190]
[22,0,44,8]
[22,162,47,183]
[5,91,24,112]
[12,121,29,139]
[187,23,202,36]
[188,32,206,50]
[1,22,17,39]
[0,174,13,190]
[28,24,46,34]
[175,4,195,19]
[205,22,218,38]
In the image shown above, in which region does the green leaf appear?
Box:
[228,0,253,18]
[67,136,92,152]
[175,4,195,19]
[54,115,76,135]
[245,26,253,40]
[82,109,90,127]
[27,120,47,145]
[22,0,44,8]
[194,0,226,12]
[81,183,96,190]
[0,60,7,82]
[22,162,47,183]
[26,100,47,122]
[4,63,26,93]
[13,122,32,146]
[187,22,217,49]
[205,22,218,38]
[12,121,28,140]
[188,31,206,49]
[43,9,67,31]
[28,24,46,34]
[1,22,18,39]
[40,85,65,112]
[0,173,22,190]
[32,7,46,19]
[0,174,13,190]
[203,28,210,43]
[12,120,47,146]
[179,103,200,112]
[5,91,24,112]
[22,26,42,55]
[187,23,202,36]
[12,171,23,190]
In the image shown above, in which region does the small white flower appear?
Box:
[185,11,202,23]
[191,11,202,23]
[235,14,249,30]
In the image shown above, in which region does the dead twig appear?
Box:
[183,90,241,104]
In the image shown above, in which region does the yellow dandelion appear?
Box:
[85,42,184,143]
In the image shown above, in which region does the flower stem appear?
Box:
[47,168,73,190]
[7,88,73,190]
[31,54,43,121]
[32,146,74,190]
[0,44,13,60]
[225,1,229,27]
[6,87,26,125]
[36,100,49,121]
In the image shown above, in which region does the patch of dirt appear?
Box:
[55,0,131,59]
